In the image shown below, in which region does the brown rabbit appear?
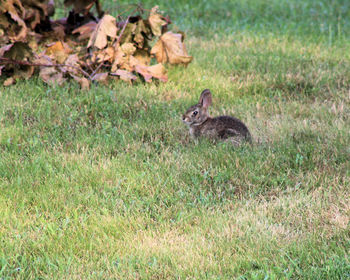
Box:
[182,89,251,145]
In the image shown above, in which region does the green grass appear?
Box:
[1,0,350,279]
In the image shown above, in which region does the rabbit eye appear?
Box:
[192,111,198,116]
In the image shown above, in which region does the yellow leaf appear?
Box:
[45,41,72,64]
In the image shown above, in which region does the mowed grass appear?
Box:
[1,0,350,279]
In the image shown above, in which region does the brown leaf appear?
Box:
[134,19,149,48]
[1,0,27,41]
[41,67,65,85]
[150,39,167,64]
[14,64,34,79]
[120,43,136,56]
[111,43,132,72]
[60,54,81,75]
[91,46,115,63]
[45,41,72,64]
[119,22,136,44]
[147,63,168,82]
[0,44,14,57]
[148,6,167,37]
[111,69,137,82]
[34,55,65,85]
[3,77,14,86]
[92,72,109,84]
[87,15,118,49]
[72,21,97,41]
[134,64,152,82]
[52,24,66,41]
[71,74,90,90]
[133,49,151,66]
[0,42,32,62]
[24,7,41,29]
[0,13,10,29]
[152,31,193,65]
[132,57,168,83]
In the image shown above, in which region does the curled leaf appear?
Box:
[148,6,167,37]
[87,14,118,49]
[150,39,166,64]
[0,0,27,41]
[151,31,193,65]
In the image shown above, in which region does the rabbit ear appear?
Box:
[199,89,212,108]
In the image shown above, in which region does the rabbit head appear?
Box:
[182,89,212,126]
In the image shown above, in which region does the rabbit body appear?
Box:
[183,89,251,144]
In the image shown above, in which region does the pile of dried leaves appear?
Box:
[0,0,192,88]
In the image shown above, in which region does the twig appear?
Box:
[0,57,92,79]
[114,14,132,48]
[90,60,105,78]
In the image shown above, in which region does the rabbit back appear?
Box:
[193,115,251,142]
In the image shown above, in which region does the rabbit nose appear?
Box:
[182,116,186,120]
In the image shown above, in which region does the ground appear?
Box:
[0,0,349,279]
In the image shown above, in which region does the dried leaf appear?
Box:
[150,39,167,64]
[3,77,14,86]
[0,1,191,86]
[152,31,193,65]
[60,54,81,75]
[71,74,90,90]
[111,69,137,82]
[40,67,65,85]
[120,43,136,56]
[13,64,34,79]
[111,43,132,72]
[134,64,152,82]
[34,54,65,85]
[1,0,27,41]
[134,49,151,66]
[72,21,97,41]
[132,56,167,83]
[52,24,66,40]
[92,72,109,84]
[45,41,72,64]
[134,19,149,48]
[0,42,32,63]
[119,22,136,44]
[148,6,167,37]
[91,46,115,63]
[147,63,168,82]
[0,44,14,57]
[87,14,118,49]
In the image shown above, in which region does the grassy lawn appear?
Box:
[1,0,350,279]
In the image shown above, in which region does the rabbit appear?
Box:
[182,89,252,145]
